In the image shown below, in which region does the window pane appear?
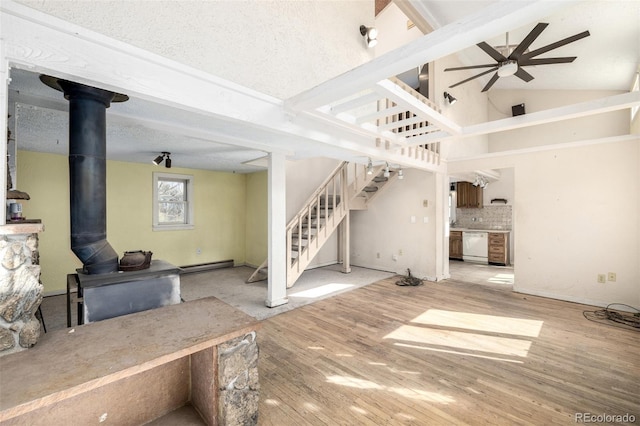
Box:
[158,202,186,224]
[158,180,185,202]
[153,172,193,230]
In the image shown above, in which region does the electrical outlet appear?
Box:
[392,254,398,261]
[399,249,403,256]
[607,272,616,282]
[597,274,606,284]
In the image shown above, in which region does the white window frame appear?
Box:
[153,172,194,231]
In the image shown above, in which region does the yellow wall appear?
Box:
[245,171,267,267]
[18,150,252,294]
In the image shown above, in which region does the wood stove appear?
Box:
[41,76,182,325]
[71,260,181,324]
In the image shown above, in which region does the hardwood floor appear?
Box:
[257,277,639,425]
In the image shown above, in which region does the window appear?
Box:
[153,172,194,230]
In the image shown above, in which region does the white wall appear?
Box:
[449,137,640,308]
[483,167,514,206]
[351,169,439,280]
[17,0,375,100]
[375,2,423,57]
[488,90,629,152]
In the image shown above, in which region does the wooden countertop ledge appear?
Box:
[0,297,261,422]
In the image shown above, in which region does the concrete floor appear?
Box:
[38,261,513,333]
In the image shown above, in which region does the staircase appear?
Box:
[247,161,398,287]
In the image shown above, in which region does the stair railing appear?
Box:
[286,161,349,287]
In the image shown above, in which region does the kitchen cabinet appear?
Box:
[456,182,483,208]
[488,232,509,265]
[449,231,463,260]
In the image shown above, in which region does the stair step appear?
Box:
[363,186,378,192]
[291,239,309,251]
[319,196,341,207]
[309,212,329,219]
[301,218,326,226]
[291,229,317,238]
[373,176,388,183]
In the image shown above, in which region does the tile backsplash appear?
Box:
[455,205,512,230]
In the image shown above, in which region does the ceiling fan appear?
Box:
[445,23,590,92]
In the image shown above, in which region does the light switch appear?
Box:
[410,215,416,223]
[423,216,429,223]
[423,200,428,207]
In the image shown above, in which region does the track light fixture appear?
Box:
[398,168,404,180]
[367,158,373,175]
[152,154,164,165]
[383,162,390,178]
[473,174,489,189]
[444,92,457,105]
[152,151,172,168]
[360,25,378,48]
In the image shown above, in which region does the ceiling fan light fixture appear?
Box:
[497,60,518,77]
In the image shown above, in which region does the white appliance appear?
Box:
[463,231,488,263]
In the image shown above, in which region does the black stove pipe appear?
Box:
[40,76,128,274]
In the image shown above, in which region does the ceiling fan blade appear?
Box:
[508,22,549,60]
[477,41,507,62]
[481,73,500,92]
[522,30,590,59]
[445,64,499,72]
[519,57,577,66]
[514,67,534,82]
[449,67,498,89]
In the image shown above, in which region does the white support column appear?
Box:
[266,152,288,308]
[434,172,450,281]
[339,214,351,274]
[340,167,351,274]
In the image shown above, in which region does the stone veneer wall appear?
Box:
[217,331,260,424]
[455,205,512,230]
[0,226,44,356]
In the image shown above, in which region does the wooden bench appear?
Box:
[0,297,261,425]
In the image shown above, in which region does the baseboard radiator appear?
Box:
[179,259,234,275]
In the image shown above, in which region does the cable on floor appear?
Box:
[395,269,423,287]
[583,303,640,331]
